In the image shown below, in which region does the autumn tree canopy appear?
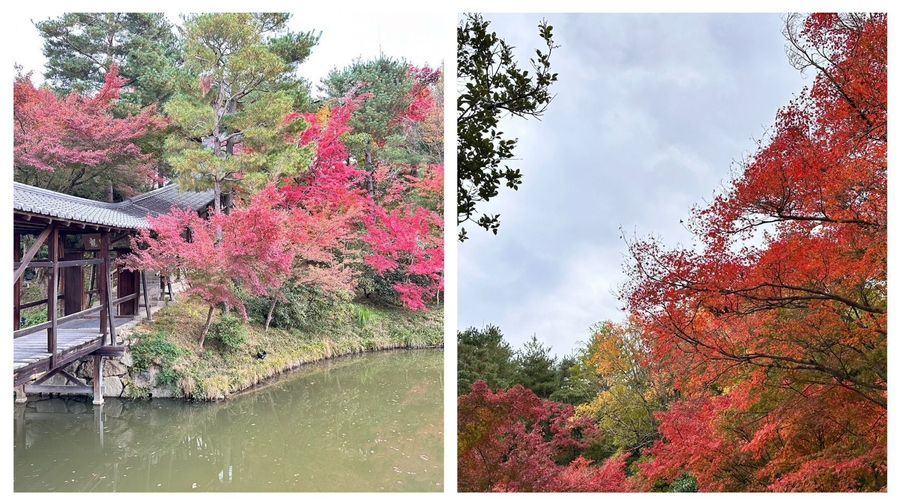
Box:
[13,66,166,200]
[458,12,886,494]
[624,13,886,491]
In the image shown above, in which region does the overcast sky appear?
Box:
[459,13,809,356]
[11,11,445,92]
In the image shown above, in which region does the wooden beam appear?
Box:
[94,345,126,356]
[13,305,103,338]
[14,233,21,331]
[47,225,59,365]
[58,369,87,387]
[18,294,64,310]
[111,292,138,305]
[25,384,93,396]
[99,233,109,342]
[15,258,104,269]
[13,225,52,284]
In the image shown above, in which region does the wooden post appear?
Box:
[116,266,138,316]
[141,271,152,320]
[13,233,21,331]
[101,233,118,346]
[167,276,174,303]
[92,354,104,405]
[99,233,109,344]
[14,384,27,404]
[47,225,59,365]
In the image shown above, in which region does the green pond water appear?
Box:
[14,349,443,492]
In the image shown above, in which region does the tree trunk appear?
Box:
[365,144,375,195]
[199,305,215,350]
[265,297,278,332]
[213,179,222,213]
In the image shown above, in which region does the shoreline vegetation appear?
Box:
[125,297,443,401]
[14,12,446,404]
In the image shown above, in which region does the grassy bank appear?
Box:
[124,298,443,400]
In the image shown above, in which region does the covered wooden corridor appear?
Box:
[12,182,215,402]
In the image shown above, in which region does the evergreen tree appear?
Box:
[35,13,181,107]
[164,13,319,210]
[321,55,413,144]
[457,325,516,395]
[514,335,558,398]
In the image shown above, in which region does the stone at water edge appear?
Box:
[101,376,125,397]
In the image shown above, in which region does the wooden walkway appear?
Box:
[13,316,134,386]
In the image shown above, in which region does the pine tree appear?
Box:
[514,335,558,398]
[164,13,319,210]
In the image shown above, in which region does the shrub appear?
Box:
[669,474,698,493]
[155,368,182,388]
[241,283,347,331]
[21,308,48,328]
[131,330,186,372]
[209,313,248,351]
[352,304,379,328]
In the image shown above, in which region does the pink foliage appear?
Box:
[13,66,166,191]
[127,187,296,319]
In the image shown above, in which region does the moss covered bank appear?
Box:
[122,298,443,400]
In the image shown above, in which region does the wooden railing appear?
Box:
[12,225,129,368]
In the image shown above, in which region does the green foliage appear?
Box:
[166,13,318,205]
[131,330,186,372]
[268,31,321,68]
[209,314,249,351]
[131,297,442,400]
[575,321,672,455]
[155,368,182,388]
[514,335,559,398]
[352,304,380,328]
[457,14,558,240]
[242,283,346,332]
[549,353,602,406]
[20,308,48,328]
[35,13,181,106]
[669,474,699,493]
[457,325,517,395]
[321,54,413,146]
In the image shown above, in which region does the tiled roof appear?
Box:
[13,182,215,230]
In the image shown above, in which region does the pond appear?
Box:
[14,349,443,492]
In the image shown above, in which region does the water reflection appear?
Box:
[15,349,443,492]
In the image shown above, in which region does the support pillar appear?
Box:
[47,225,59,366]
[14,385,27,404]
[92,354,104,405]
[14,233,21,331]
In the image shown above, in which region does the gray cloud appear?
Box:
[459,13,808,355]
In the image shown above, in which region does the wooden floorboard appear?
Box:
[12,316,134,373]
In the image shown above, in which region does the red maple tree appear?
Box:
[458,381,631,492]
[127,187,296,347]
[13,65,166,197]
[625,13,886,491]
